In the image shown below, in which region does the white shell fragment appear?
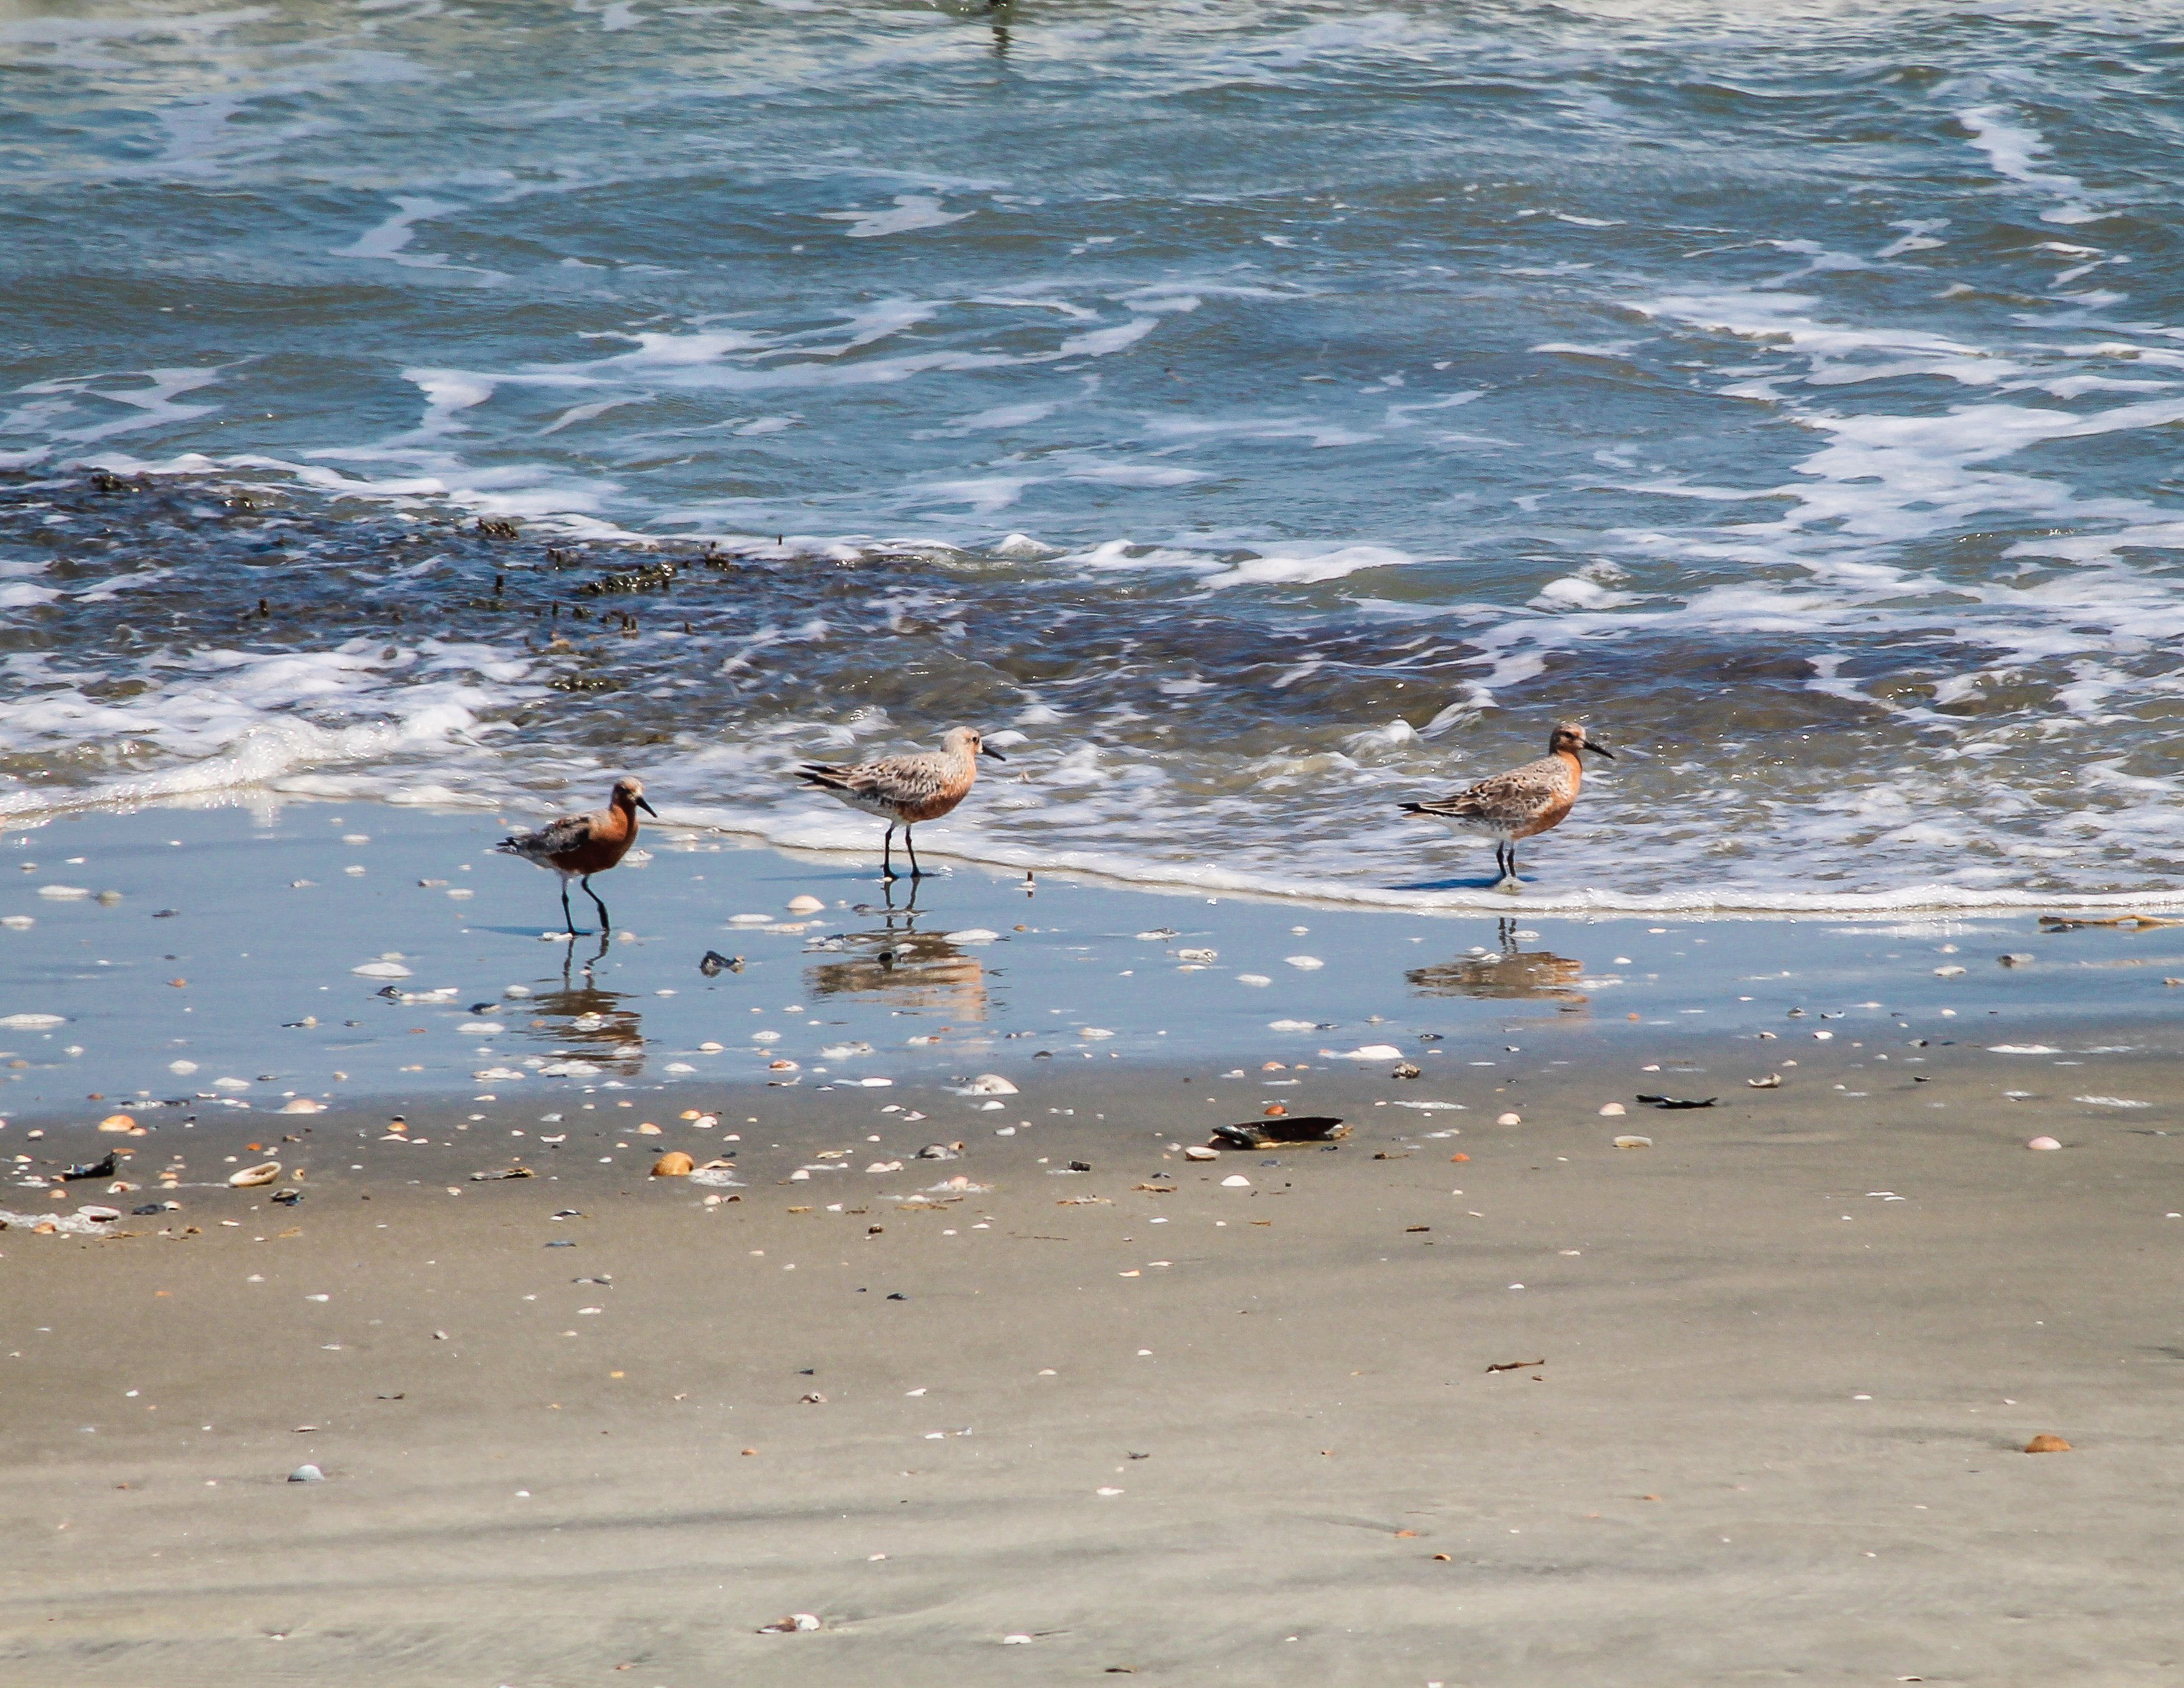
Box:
[1612,1134,1654,1149]
[1599,1102,1627,1116]
[2027,1136,2062,1151]
[786,895,827,914]
[1496,1112,1522,1126]
[289,1464,325,1483]
[1220,1174,1251,1187]
[228,1161,282,1188]
[1182,1145,1220,1161]
[1284,955,1324,970]
[279,1098,326,1114]
[0,1012,65,1029]
[959,1074,1019,1095]
[351,960,413,978]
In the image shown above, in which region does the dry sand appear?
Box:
[4,1040,2182,1686]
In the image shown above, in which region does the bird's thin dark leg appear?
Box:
[560,881,576,933]
[905,827,923,879]
[583,874,612,934]
[881,823,896,881]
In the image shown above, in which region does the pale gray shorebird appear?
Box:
[794,726,1004,879]
[493,776,657,932]
[1400,721,1613,889]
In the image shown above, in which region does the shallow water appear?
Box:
[7,2,2184,908]
[2,803,2177,1112]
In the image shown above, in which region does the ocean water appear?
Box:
[7,0,2184,911]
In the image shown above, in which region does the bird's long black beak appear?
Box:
[1586,743,1615,760]
[636,795,659,815]
[981,744,1006,761]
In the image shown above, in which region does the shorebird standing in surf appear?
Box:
[793,726,1004,879]
[1400,721,1613,889]
[494,776,657,933]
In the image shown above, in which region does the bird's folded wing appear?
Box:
[507,814,594,854]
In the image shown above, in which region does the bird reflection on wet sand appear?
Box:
[804,883,988,1019]
[1407,921,1591,1013]
[519,934,647,1073]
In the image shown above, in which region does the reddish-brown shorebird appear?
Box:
[793,726,1004,879]
[1400,721,1613,889]
[494,775,657,932]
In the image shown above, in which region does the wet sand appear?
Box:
[6,1037,2183,1686]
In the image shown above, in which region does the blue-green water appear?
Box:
[7,2,2184,910]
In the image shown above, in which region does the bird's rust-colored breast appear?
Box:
[546,803,639,874]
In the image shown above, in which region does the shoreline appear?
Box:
[4,802,2183,1683]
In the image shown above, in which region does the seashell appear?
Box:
[1496,1112,1522,1126]
[1285,955,1323,970]
[1219,1174,1251,1187]
[1182,1145,1220,1161]
[1933,965,1966,978]
[279,1098,325,1114]
[1598,1102,1626,1116]
[1748,1074,1782,1088]
[652,1152,695,1177]
[228,1161,282,1188]
[943,928,998,943]
[98,1113,137,1133]
[786,895,826,914]
[0,1012,64,1029]
[2027,1136,2062,1151]
[636,1123,661,1135]
[1612,1135,1654,1150]
[2023,1434,2071,1454]
[1175,948,1217,963]
[1998,953,2034,967]
[351,960,412,978]
[756,1613,821,1634]
[960,1074,1019,1095]
[768,1059,799,1071]
[289,1463,325,1482]
[76,1205,121,1222]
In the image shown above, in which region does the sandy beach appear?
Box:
[5,812,2183,1685]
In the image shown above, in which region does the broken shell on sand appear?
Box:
[98,1113,141,1133]
[228,1161,282,1188]
[1496,1112,1522,1126]
[651,1152,695,1177]
[1182,1145,1220,1161]
[958,1074,1019,1096]
[2027,1136,2063,1151]
[2024,1434,2071,1453]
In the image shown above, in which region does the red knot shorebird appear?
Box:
[1399,721,1613,889]
[494,775,657,932]
[794,726,1004,879]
